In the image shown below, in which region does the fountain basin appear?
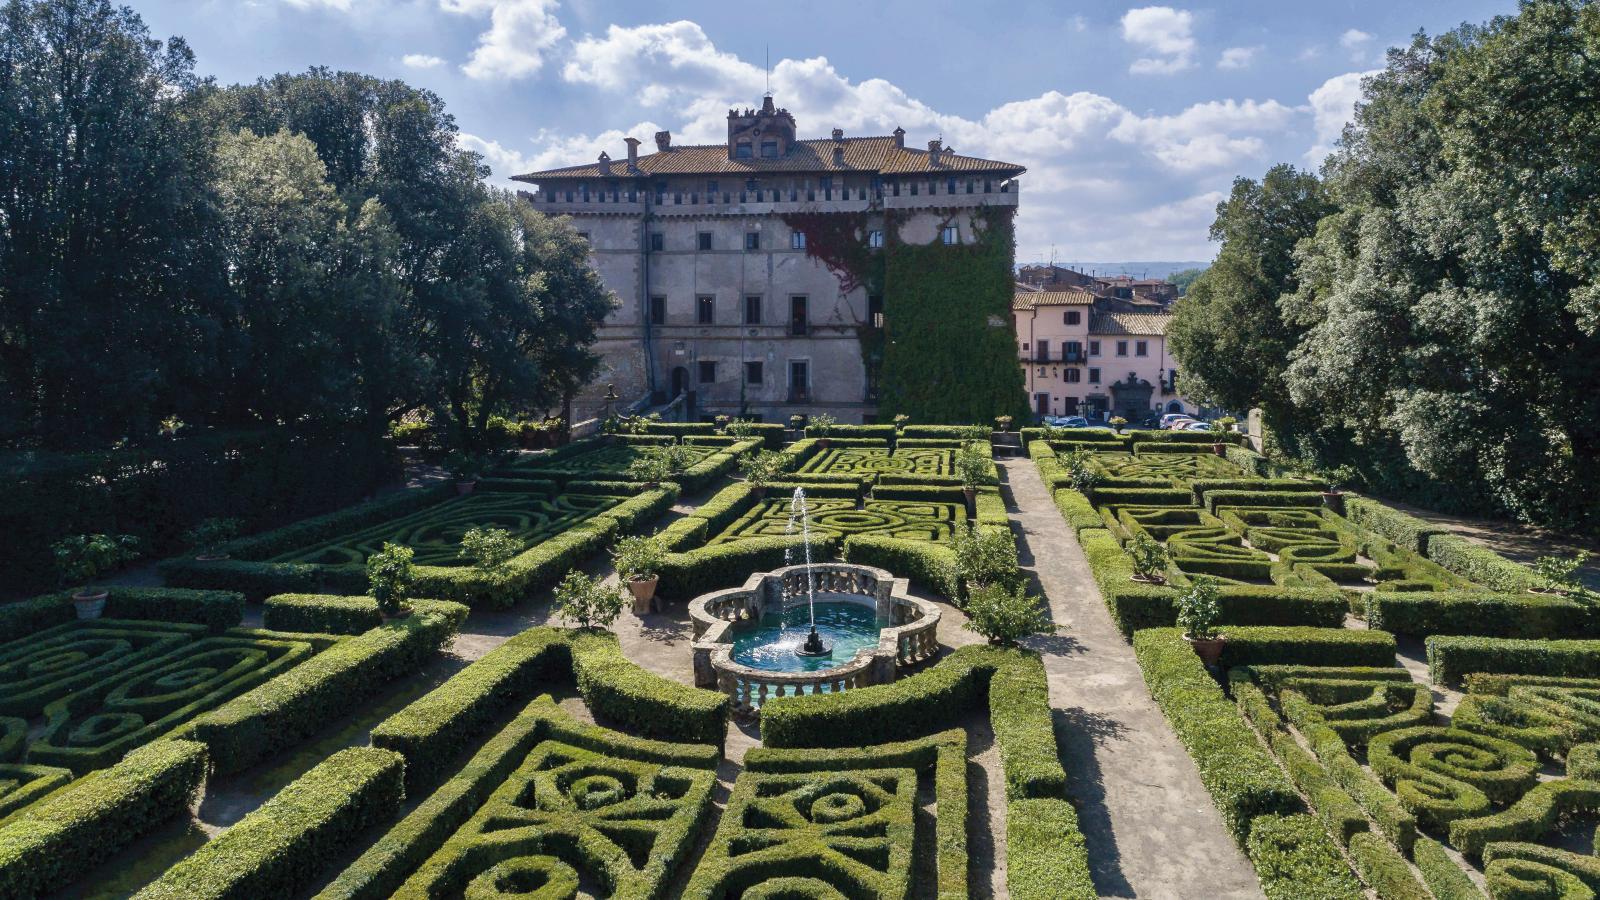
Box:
[689,563,941,715]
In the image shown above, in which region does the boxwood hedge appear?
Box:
[1423,533,1541,592]
[136,746,405,900]
[1427,635,1600,685]
[1245,814,1365,899]
[0,587,245,641]
[1366,591,1598,639]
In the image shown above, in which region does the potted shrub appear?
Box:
[625,444,682,487]
[184,517,241,561]
[554,570,624,630]
[1320,464,1356,515]
[949,524,1019,602]
[715,415,731,432]
[460,525,520,572]
[954,441,992,509]
[613,534,668,614]
[1129,533,1169,584]
[367,542,415,619]
[1109,415,1128,435]
[993,415,1014,434]
[446,451,486,495]
[740,449,786,498]
[53,534,139,620]
[1177,577,1226,666]
[1212,416,1238,455]
[726,418,759,441]
[788,414,805,437]
[892,413,910,433]
[963,582,1056,646]
[1060,448,1101,495]
[810,413,837,447]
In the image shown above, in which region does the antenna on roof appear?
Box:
[765,45,771,97]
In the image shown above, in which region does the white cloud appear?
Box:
[1217,46,1259,70]
[518,20,1321,257]
[442,0,566,80]
[1339,28,1373,50]
[1305,70,1377,162]
[402,54,445,69]
[1070,15,1089,33]
[282,0,356,9]
[1120,6,1196,75]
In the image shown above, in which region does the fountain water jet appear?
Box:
[785,487,831,657]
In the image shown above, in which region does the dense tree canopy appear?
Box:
[1172,0,1600,532]
[0,0,611,451]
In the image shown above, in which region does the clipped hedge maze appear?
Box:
[398,735,716,896]
[709,497,967,546]
[798,447,955,478]
[270,490,624,567]
[1235,658,1600,896]
[503,440,718,477]
[1089,450,1240,481]
[0,619,335,772]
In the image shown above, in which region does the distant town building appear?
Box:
[1012,289,1201,422]
[1017,264,1178,308]
[513,95,1025,423]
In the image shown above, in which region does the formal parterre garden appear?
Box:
[1,418,1582,898]
[1032,425,1600,898]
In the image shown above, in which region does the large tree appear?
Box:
[0,0,216,447]
[1166,164,1334,426]
[1284,2,1600,530]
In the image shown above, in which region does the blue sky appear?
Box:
[136,0,1513,262]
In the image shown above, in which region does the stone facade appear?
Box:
[513,96,1024,424]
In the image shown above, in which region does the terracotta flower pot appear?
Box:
[818,437,831,448]
[1321,490,1345,515]
[73,590,108,620]
[628,575,659,614]
[1185,634,1227,667]
[1213,442,1227,456]
[962,486,977,511]
[456,480,477,496]
[381,605,413,621]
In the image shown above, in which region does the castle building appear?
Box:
[513,95,1025,423]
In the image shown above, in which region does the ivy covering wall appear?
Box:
[880,207,1029,423]
[783,205,1028,424]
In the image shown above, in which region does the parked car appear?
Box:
[1165,418,1197,430]
[1042,415,1090,428]
[1159,413,1192,428]
[1182,421,1212,432]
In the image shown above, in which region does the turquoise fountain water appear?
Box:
[729,601,887,673]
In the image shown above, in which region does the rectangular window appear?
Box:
[868,229,884,248]
[819,176,833,190]
[745,232,760,251]
[790,296,809,336]
[697,232,713,251]
[1088,367,1101,384]
[867,294,883,329]
[649,296,666,326]
[698,360,716,383]
[1136,340,1149,357]
[1089,340,1100,356]
[760,140,779,158]
[947,177,957,194]
[697,295,714,324]
[1037,339,1049,361]
[706,180,719,194]
[941,225,958,245]
[1116,340,1128,357]
[735,142,752,159]
[649,232,664,251]
[789,360,810,400]
[791,231,806,250]
[745,361,764,385]
[1066,310,1081,325]
[1066,368,1081,383]
[744,295,763,324]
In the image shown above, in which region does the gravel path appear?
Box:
[1000,457,1264,900]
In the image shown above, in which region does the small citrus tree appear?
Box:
[949,524,1018,598]
[1129,533,1169,583]
[367,542,415,616]
[1177,577,1222,641]
[963,582,1054,646]
[460,526,520,571]
[554,570,624,630]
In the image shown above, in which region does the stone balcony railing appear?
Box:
[689,562,941,717]
[517,179,1018,218]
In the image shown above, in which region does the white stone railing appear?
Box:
[688,562,941,716]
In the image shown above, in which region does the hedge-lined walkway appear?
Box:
[999,457,1264,899]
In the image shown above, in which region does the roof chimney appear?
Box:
[597,151,611,176]
[832,128,844,142]
[833,146,845,164]
[654,130,671,151]
[892,126,905,148]
[927,139,942,165]
[624,137,640,170]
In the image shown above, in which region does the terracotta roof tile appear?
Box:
[1090,311,1172,336]
[1012,291,1097,310]
[514,136,1024,181]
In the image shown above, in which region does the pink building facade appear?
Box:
[1012,291,1200,422]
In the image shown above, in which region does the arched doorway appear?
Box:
[1167,400,1184,413]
